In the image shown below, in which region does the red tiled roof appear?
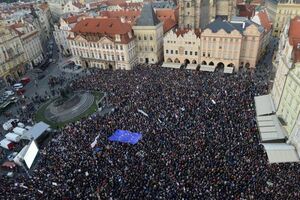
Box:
[175,28,201,37]
[156,8,178,22]
[257,10,272,31]
[71,18,133,43]
[63,14,86,24]
[289,16,300,63]
[163,18,176,33]
[100,10,141,25]
[237,5,256,19]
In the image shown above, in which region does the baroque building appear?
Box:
[178,0,236,29]
[254,16,300,163]
[68,18,137,70]
[133,3,164,64]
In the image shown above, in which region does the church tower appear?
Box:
[179,0,201,29]
[179,0,236,30]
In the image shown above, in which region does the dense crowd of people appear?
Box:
[1,57,300,198]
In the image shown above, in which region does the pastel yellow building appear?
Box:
[133,3,164,64]
[265,0,300,36]
[0,22,26,85]
[254,17,300,163]
[163,17,269,72]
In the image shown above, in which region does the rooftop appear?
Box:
[136,3,161,26]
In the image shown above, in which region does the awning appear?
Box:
[186,64,198,70]
[28,122,50,140]
[254,94,275,116]
[257,115,286,142]
[262,143,299,163]
[162,62,181,69]
[224,67,234,74]
[200,65,215,72]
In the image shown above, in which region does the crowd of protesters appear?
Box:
[1,58,300,199]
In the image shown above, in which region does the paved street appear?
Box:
[0,40,85,127]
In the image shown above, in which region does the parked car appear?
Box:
[20,77,30,85]
[13,83,23,90]
[4,90,14,97]
[16,88,25,96]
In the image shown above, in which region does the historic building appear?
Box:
[265,0,300,36]
[133,3,164,64]
[178,0,236,29]
[0,21,26,85]
[163,29,201,66]
[163,17,270,71]
[9,21,44,69]
[68,18,137,70]
[54,14,86,56]
[254,16,300,163]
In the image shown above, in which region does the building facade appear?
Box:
[265,0,300,36]
[178,0,236,29]
[163,17,269,71]
[10,21,44,69]
[133,3,164,64]
[68,18,137,70]
[53,14,85,56]
[0,22,26,85]
[272,16,300,135]
[164,29,201,65]
[254,17,300,163]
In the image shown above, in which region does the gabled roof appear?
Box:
[72,18,132,35]
[136,3,160,26]
[205,19,239,33]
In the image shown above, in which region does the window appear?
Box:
[121,56,125,61]
[175,50,178,54]
[138,36,141,40]
[219,46,222,49]
[112,55,114,60]
[202,53,205,57]
[150,36,153,40]
[185,51,188,55]
[186,2,190,7]
[195,52,197,56]
[208,53,210,57]
[120,45,123,50]
[166,50,169,54]
[171,50,173,54]
[190,51,192,55]
[144,36,147,40]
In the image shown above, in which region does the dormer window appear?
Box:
[115,34,121,42]
[128,32,132,39]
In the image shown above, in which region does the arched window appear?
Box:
[186,2,190,8]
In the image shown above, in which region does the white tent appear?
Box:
[0,138,14,150]
[3,119,19,131]
[13,127,27,136]
[224,67,234,74]
[13,145,29,166]
[28,122,50,140]
[186,64,198,70]
[262,143,300,163]
[5,132,21,143]
[162,62,181,69]
[200,65,215,72]
[257,115,286,142]
[254,94,276,116]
